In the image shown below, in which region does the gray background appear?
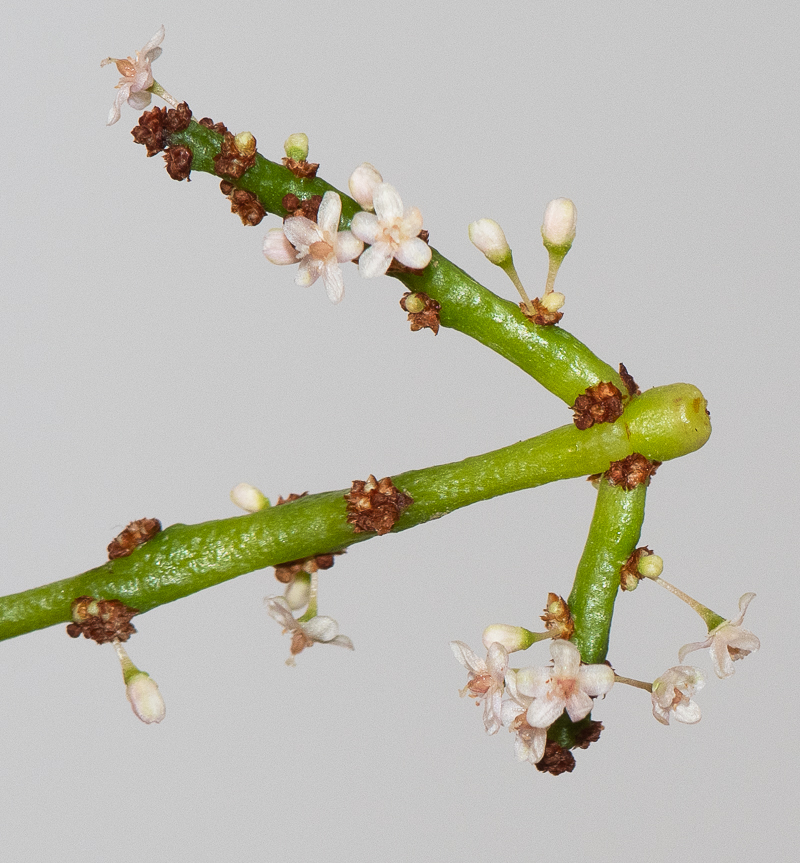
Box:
[1,1,797,861]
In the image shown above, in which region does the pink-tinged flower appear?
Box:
[350,183,432,277]
[651,666,705,726]
[515,639,615,728]
[450,640,508,735]
[263,192,363,304]
[678,592,760,679]
[501,669,547,764]
[101,26,165,126]
[266,597,354,666]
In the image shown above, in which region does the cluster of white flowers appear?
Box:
[264,164,432,303]
[451,638,615,765]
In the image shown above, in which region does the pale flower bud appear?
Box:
[541,198,577,252]
[468,218,512,266]
[234,131,257,158]
[126,672,166,724]
[284,571,311,610]
[230,482,269,513]
[284,133,309,162]
[481,624,536,653]
[348,162,383,211]
[538,291,565,312]
[638,553,664,580]
[403,292,426,313]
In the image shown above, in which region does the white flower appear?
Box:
[651,666,705,725]
[501,669,547,764]
[541,198,577,251]
[515,639,615,728]
[348,162,383,211]
[101,26,165,126]
[266,597,354,665]
[263,191,363,304]
[350,183,432,277]
[678,592,760,679]
[450,640,508,735]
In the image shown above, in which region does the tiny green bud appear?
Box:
[284,132,309,162]
[404,293,426,314]
[638,553,664,580]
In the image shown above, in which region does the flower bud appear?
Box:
[234,131,257,158]
[638,553,664,580]
[468,218,512,266]
[284,571,311,610]
[125,672,166,724]
[284,132,309,162]
[538,291,565,312]
[230,482,269,513]
[541,198,577,252]
[481,624,536,653]
[348,162,383,211]
[403,292,426,314]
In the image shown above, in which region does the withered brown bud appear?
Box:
[574,720,604,750]
[400,292,441,335]
[198,117,228,135]
[219,180,234,195]
[519,297,564,326]
[540,593,575,639]
[214,131,257,179]
[344,475,413,536]
[606,454,660,490]
[535,741,576,775]
[618,363,640,396]
[619,545,655,590]
[274,550,344,584]
[228,188,266,226]
[107,518,162,560]
[281,193,322,222]
[571,381,624,430]
[281,157,320,179]
[164,146,193,181]
[131,106,169,156]
[66,596,139,644]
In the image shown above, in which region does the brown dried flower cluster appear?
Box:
[618,362,640,396]
[281,157,320,179]
[282,193,322,222]
[164,146,193,181]
[571,381,624,430]
[274,551,344,584]
[107,518,162,560]
[606,453,660,490]
[400,292,441,335]
[131,102,192,156]
[214,132,257,179]
[66,596,139,644]
[198,117,229,135]
[535,740,576,775]
[520,298,564,326]
[218,181,265,226]
[540,593,575,639]
[619,545,655,591]
[344,475,413,535]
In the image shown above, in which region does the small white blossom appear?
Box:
[101,26,165,126]
[501,669,547,764]
[651,666,705,725]
[266,597,354,665]
[678,592,760,679]
[263,191,363,304]
[348,162,383,211]
[515,639,615,728]
[450,640,509,735]
[351,183,432,277]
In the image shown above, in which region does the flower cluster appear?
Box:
[451,638,614,766]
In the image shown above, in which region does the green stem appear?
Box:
[0,383,710,642]
[165,121,623,405]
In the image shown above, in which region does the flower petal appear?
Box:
[394,237,432,270]
[334,230,364,263]
[549,639,582,676]
[577,664,616,697]
[263,228,299,264]
[525,694,565,729]
[450,641,485,674]
[350,211,381,245]
[372,183,404,222]
[321,261,345,304]
[283,216,321,250]
[358,242,395,278]
[316,191,342,235]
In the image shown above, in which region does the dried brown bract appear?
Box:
[540,593,575,640]
[214,131,256,179]
[107,518,162,560]
[66,596,139,644]
[535,741,576,775]
[281,157,320,179]
[198,117,228,134]
[520,298,564,326]
[274,550,344,584]
[132,103,193,157]
[571,381,623,430]
[275,491,309,506]
[607,454,660,490]
[226,188,266,226]
[282,193,322,222]
[400,292,441,335]
[574,719,604,750]
[620,545,654,590]
[618,362,640,396]
[164,145,193,181]
[344,475,413,536]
